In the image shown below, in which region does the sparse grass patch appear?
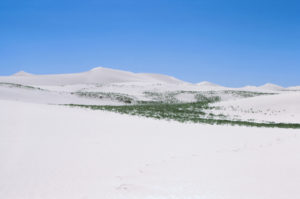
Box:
[72,92,136,104]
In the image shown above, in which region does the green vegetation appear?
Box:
[0,82,45,90]
[143,91,180,103]
[66,90,296,129]
[72,92,136,104]
[142,91,218,104]
[221,90,276,97]
[72,90,274,105]
[143,90,274,104]
[65,94,300,129]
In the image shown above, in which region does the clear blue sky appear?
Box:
[0,0,299,87]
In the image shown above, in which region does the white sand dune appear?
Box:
[0,67,184,86]
[259,83,286,91]
[288,86,300,91]
[238,84,287,93]
[197,81,221,87]
[196,81,228,90]
[12,71,33,77]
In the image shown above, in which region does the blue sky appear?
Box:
[0,0,299,87]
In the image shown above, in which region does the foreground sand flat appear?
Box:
[0,99,299,199]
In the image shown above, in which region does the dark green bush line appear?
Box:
[65,101,300,129]
[72,92,136,104]
[0,82,45,90]
[221,90,276,97]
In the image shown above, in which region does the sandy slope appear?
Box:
[0,99,299,199]
[210,92,300,123]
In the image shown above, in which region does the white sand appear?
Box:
[0,99,299,199]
